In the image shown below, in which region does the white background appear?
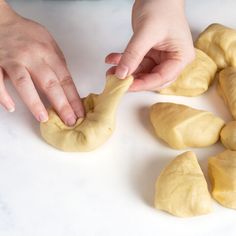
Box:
[0,0,236,236]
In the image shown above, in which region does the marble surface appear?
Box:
[1,0,236,235]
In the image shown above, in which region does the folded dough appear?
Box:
[149,103,225,149]
[218,67,236,119]
[208,149,236,209]
[195,23,236,69]
[155,151,212,217]
[40,75,133,152]
[160,49,217,96]
[220,121,236,150]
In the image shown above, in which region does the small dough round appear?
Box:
[220,121,236,150]
[208,149,236,209]
[40,75,133,152]
[195,23,236,69]
[160,49,217,96]
[155,151,212,217]
[149,102,225,149]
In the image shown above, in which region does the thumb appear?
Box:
[115,29,154,79]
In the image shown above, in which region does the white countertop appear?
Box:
[1,1,236,236]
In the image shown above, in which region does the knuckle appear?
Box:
[124,48,141,61]
[14,75,29,88]
[60,75,74,87]
[43,79,59,91]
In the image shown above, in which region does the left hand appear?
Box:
[105,0,195,91]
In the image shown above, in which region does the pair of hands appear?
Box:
[0,0,195,126]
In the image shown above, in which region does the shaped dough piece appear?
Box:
[218,67,236,119]
[220,121,236,150]
[208,149,236,209]
[155,151,212,217]
[150,103,225,149]
[160,49,217,96]
[40,75,133,152]
[195,23,236,69]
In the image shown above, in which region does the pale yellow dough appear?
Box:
[208,149,236,209]
[155,151,212,217]
[160,49,217,96]
[40,75,133,152]
[149,103,225,149]
[220,121,236,150]
[218,67,236,120]
[195,23,236,69]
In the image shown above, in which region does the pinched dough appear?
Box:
[149,103,225,149]
[160,49,217,96]
[208,149,236,209]
[220,121,236,150]
[218,67,236,119]
[195,23,236,69]
[155,151,212,217]
[40,75,133,152]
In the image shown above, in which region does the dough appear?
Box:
[208,149,236,209]
[149,102,225,149]
[155,151,212,217]
[40,75,133,152]
[218,67,236,119]
[160,49,217,96]
[220,121,236,150]
[195,23,236,69]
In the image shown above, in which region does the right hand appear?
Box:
[0,1,84,126]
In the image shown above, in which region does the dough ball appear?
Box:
[155,151,212,217]
[218,67,236,120]
[40,75,133,152]
[220,121,236,150]
[149,103,225,149]
[160,49,217,96]
[195,23,236,69]
[208,149,236,209]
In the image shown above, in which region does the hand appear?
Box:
[0,2,84,126]
[105,0,195,91]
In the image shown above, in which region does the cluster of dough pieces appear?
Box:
[153,23,236,217]
[40,23,236,218]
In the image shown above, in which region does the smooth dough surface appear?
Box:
[208,149,236,209]
[218,67,236,119]
[220,121,236,150]
[160,49,217,96]
[155,151,212,217]
[149,103,225,149]
[40,75,133,152]
[195,23,236,69]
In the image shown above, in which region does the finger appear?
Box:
[46,56,85,118]
[105,53,122,65]
[0,67,15,112]
[3,63,48,121]
[30,63,77,126]
[115,28,154,79]
[106,66,117,76]
[134,56,156,74]
[129,59,184,91]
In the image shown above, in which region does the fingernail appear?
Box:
[7,106,15,113]
[66,115,77,126]
[38,112,48,123]
[115,65,129,79]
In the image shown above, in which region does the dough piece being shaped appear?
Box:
[208,149,236,209]
[155,151,212,217]
[218,67,236,119]
[220,121,236,150]
[160,49,217,96]
[195,23,236,69]
[149,103,225,149]
[40,75,133,152]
